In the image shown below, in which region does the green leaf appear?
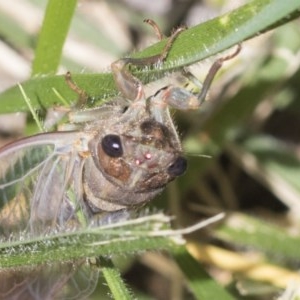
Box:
[0,73,115,114]
[0,214,178,268]
[1,0,299,114]
[101,257,133,300]
[31,0,77,75]
[135,0,300,68]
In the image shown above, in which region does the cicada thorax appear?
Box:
[81,100,187,215]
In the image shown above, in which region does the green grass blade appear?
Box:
[0,73,114,114]
[18,84,44,132]
[134,0,300,68]
[31,0,77,75]
[0,0,299,114]
[101,257,133,300]
[0,214,177,268]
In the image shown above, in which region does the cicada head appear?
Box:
[82,98,187,214]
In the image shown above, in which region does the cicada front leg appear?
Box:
[63,72,120,126]
[111,20,186,101]
[155,44,242,111]
[65,71,89,109]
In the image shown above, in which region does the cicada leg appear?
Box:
[156,44,242,110]
[196,44,241,106]
[65,71,89,109]
[111,22,186,101]
[143,19,164,41]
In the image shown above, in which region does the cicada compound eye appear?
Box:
[101,134,123,158]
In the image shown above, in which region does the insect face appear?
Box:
[80,99,187,213]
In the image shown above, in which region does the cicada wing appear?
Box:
[0,132,85,238]
[0,260,99,300]
[0,133,100,299]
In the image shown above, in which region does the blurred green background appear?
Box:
[0,0,300,299]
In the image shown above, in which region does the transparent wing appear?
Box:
[0,132,99,299]
[0,260,99,300]
[0,132,86,237]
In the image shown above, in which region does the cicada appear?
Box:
[0,20,240,299]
